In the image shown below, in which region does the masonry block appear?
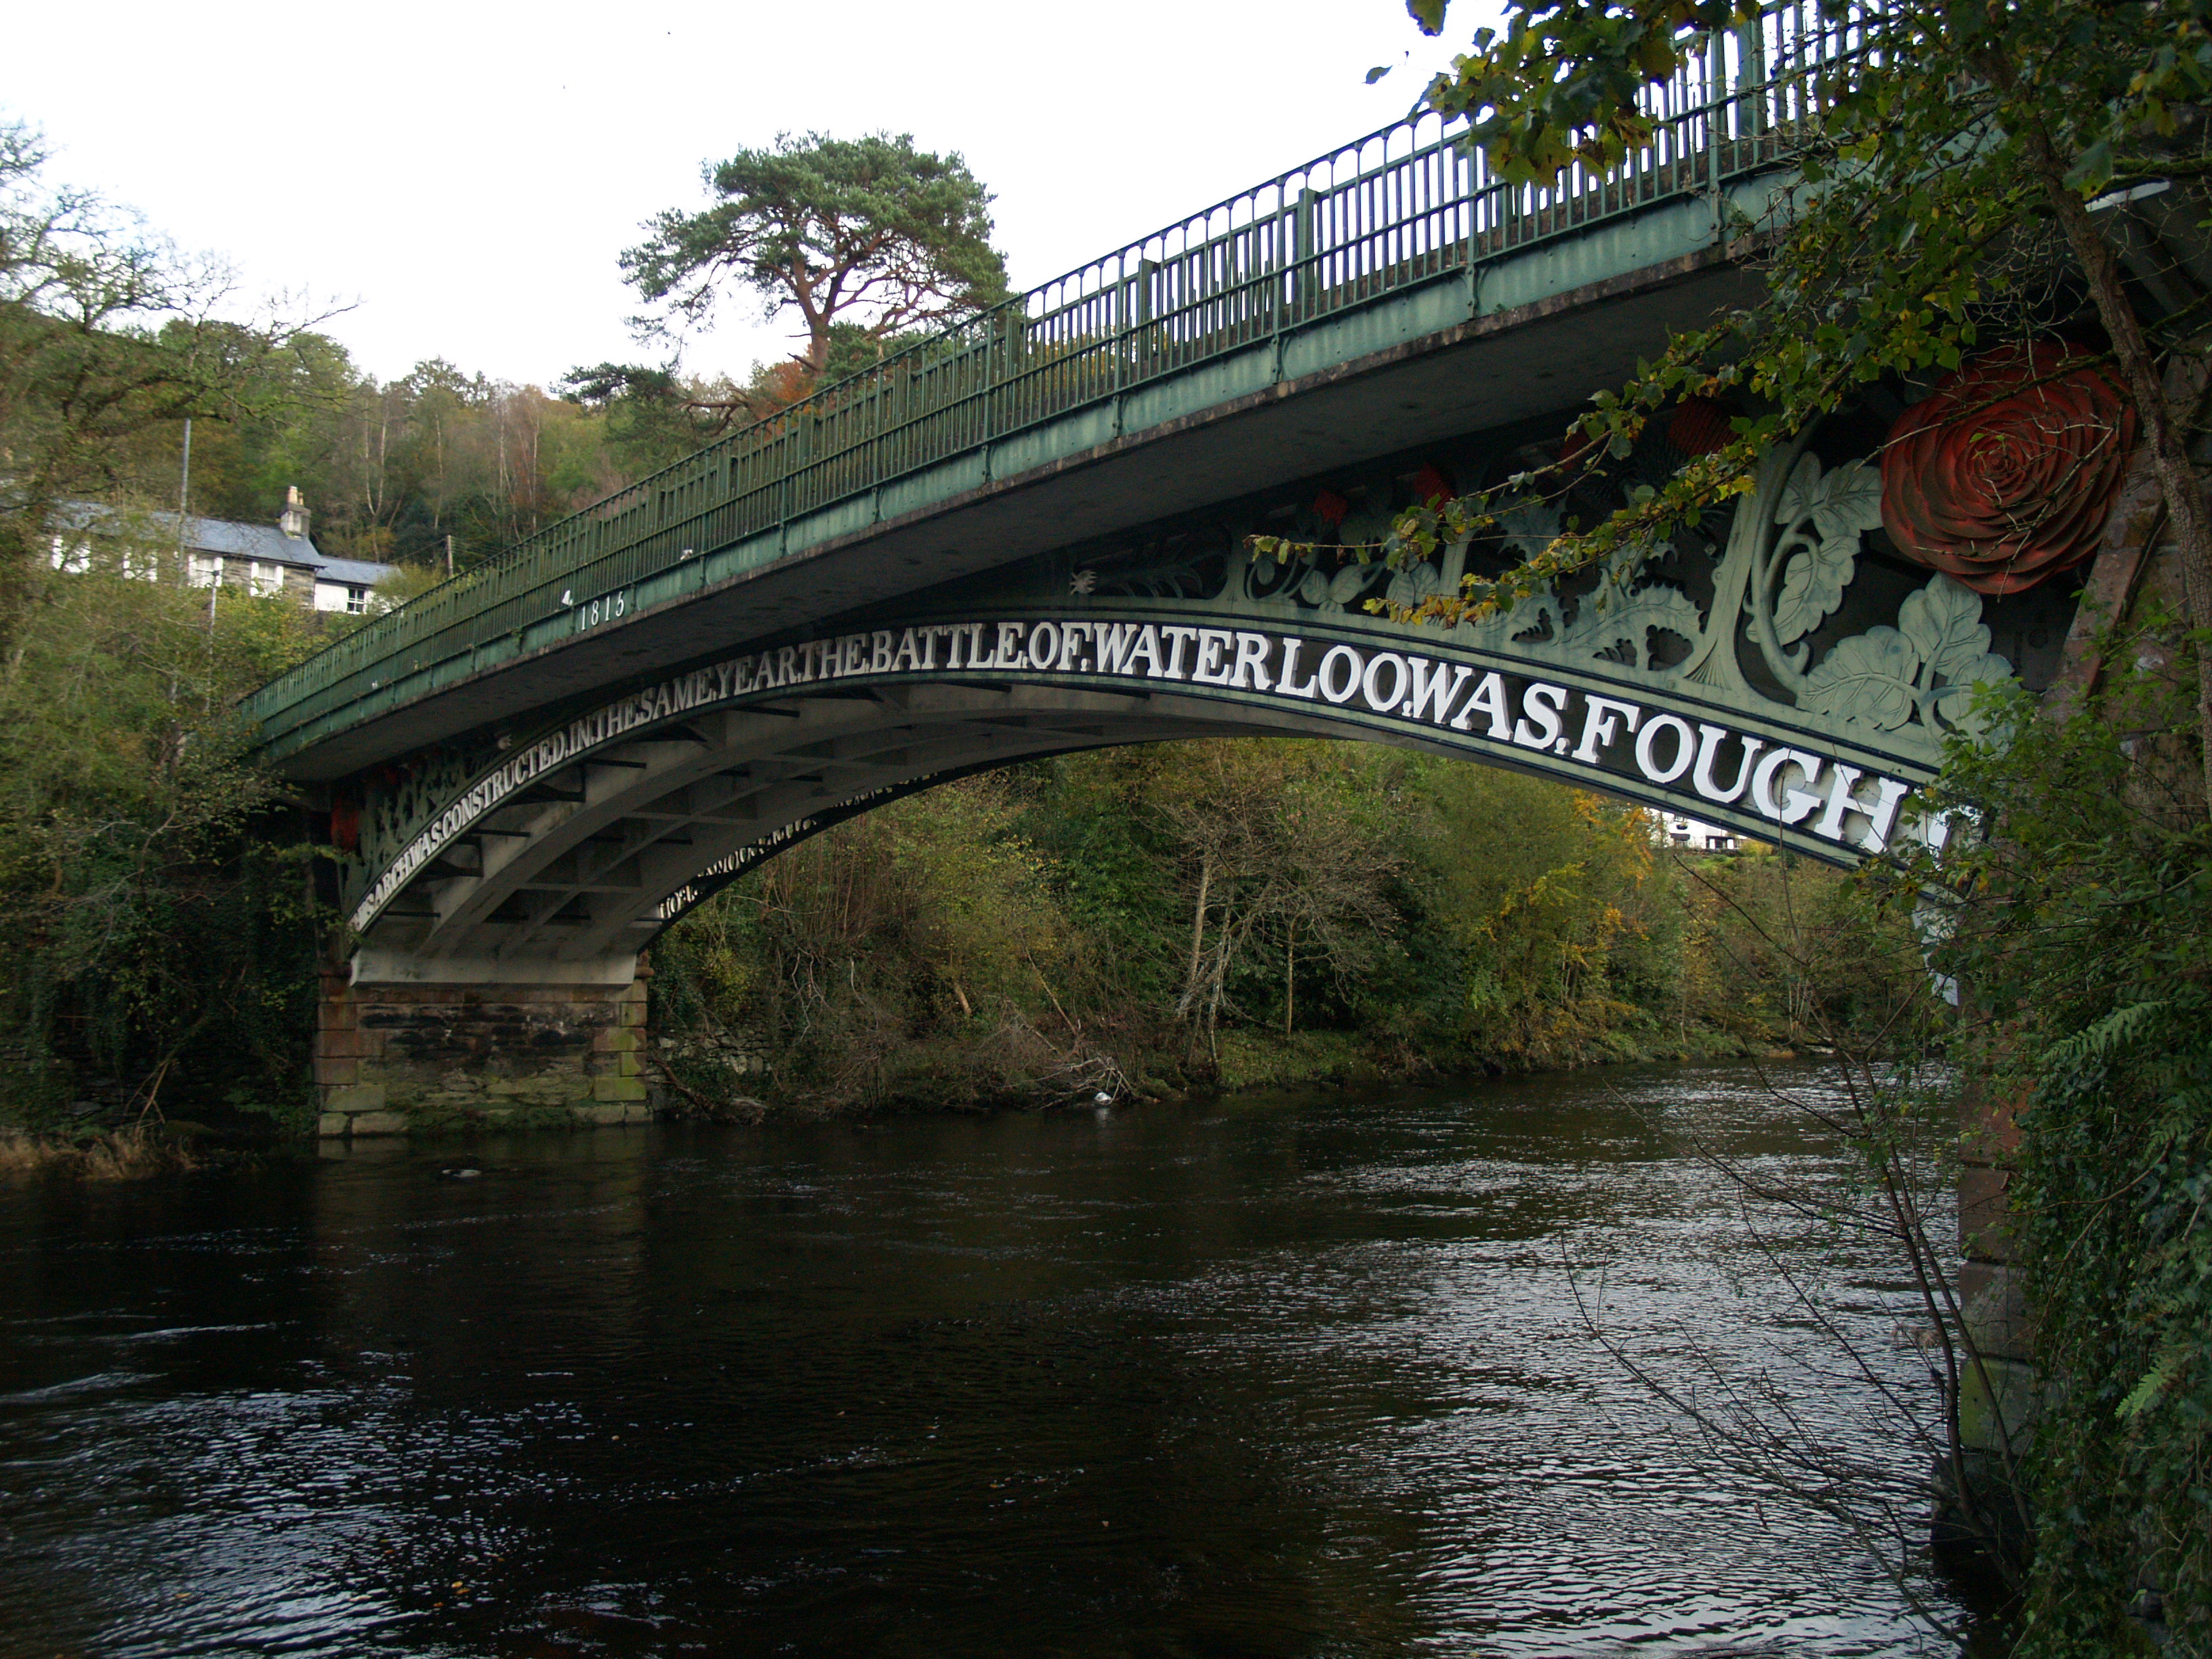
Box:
[315,958,651,1136]
[315,1112,350,1138]
[1959,1355,2043,1456]
[1959,1164,2017,1262]
[1959,1260,2035,1361]
[346,1111,410,1137]
[1961,1083,2025,1162]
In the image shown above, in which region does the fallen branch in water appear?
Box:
[644,1050,766,1123]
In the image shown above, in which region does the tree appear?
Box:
[0,129,356,1128]
[558,359,796,470]
[0,122,320,636]
[1151,742,1405,1048]
[0,518,324,1125]
[620,131,1010,382]
[1366,0,2212,808]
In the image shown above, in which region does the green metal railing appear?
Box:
[248,2,1865,743]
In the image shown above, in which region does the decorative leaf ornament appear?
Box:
[1799,573,2010,734]
[1770,455,1883,648]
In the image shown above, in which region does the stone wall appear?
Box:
[1957,1067,2036,1466]
[314,970,653,1137]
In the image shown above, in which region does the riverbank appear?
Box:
[634,1010,1818,1134]
[0,1126,202,1181]
[640,745,1922,1126]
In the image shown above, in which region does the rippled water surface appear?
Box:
[0,1067,1968,1656]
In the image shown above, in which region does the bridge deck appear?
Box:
[247,9,1858,779]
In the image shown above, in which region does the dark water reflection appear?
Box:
[0,1066,1964,1656]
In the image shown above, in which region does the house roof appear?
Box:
[315,558,392,588]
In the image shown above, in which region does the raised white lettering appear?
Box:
[1450,672,1512,737]
[1691,724,1763,804]
[1633,713,1697,783]
[1404,658,1469,724]
[1361,651,1408,713]
[1573,695,1643,764]
[1750,747,1826,823]
[1316,644,1362,705]
[1513,682,1568,751]
[1230,632,1271,691]
[1191,628,1233,685]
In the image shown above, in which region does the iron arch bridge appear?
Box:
[244,0,2182,1149]
[333,404,2078,989]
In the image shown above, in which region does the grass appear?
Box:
[0,1126,201,1181]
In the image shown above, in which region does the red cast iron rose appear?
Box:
[1880,341,2136,596]
[1666,396,1733,457]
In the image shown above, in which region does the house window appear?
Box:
[249,561,286,597]
[314,581,369,615]
[188,553,222,588]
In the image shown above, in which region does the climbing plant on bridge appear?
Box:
[1893,659,2212,1654]
[1366,0,2212,806]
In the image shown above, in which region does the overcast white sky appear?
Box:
[10,0,1475,389]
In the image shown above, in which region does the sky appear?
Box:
[9,0,1474,389]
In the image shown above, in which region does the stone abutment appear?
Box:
[314,965,652,1138]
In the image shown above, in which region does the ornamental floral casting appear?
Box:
[1880,341,2137,597]
[1231,417,2050,766]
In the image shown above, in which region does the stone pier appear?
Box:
[314,956,653,1138]
[1957,1071,2037,1474]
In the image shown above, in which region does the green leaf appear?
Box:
[1366,64,1395,84]
[2065,139,2116,194]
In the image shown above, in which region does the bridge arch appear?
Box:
[332,390,2081,995]
[343,586,1957,988]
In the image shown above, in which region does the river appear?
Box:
[0,1065,1977,1656]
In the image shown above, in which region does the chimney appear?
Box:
[279,485,311,541]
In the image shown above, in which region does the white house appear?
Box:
[52,487,396,618]
[1650,811,1740,853]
